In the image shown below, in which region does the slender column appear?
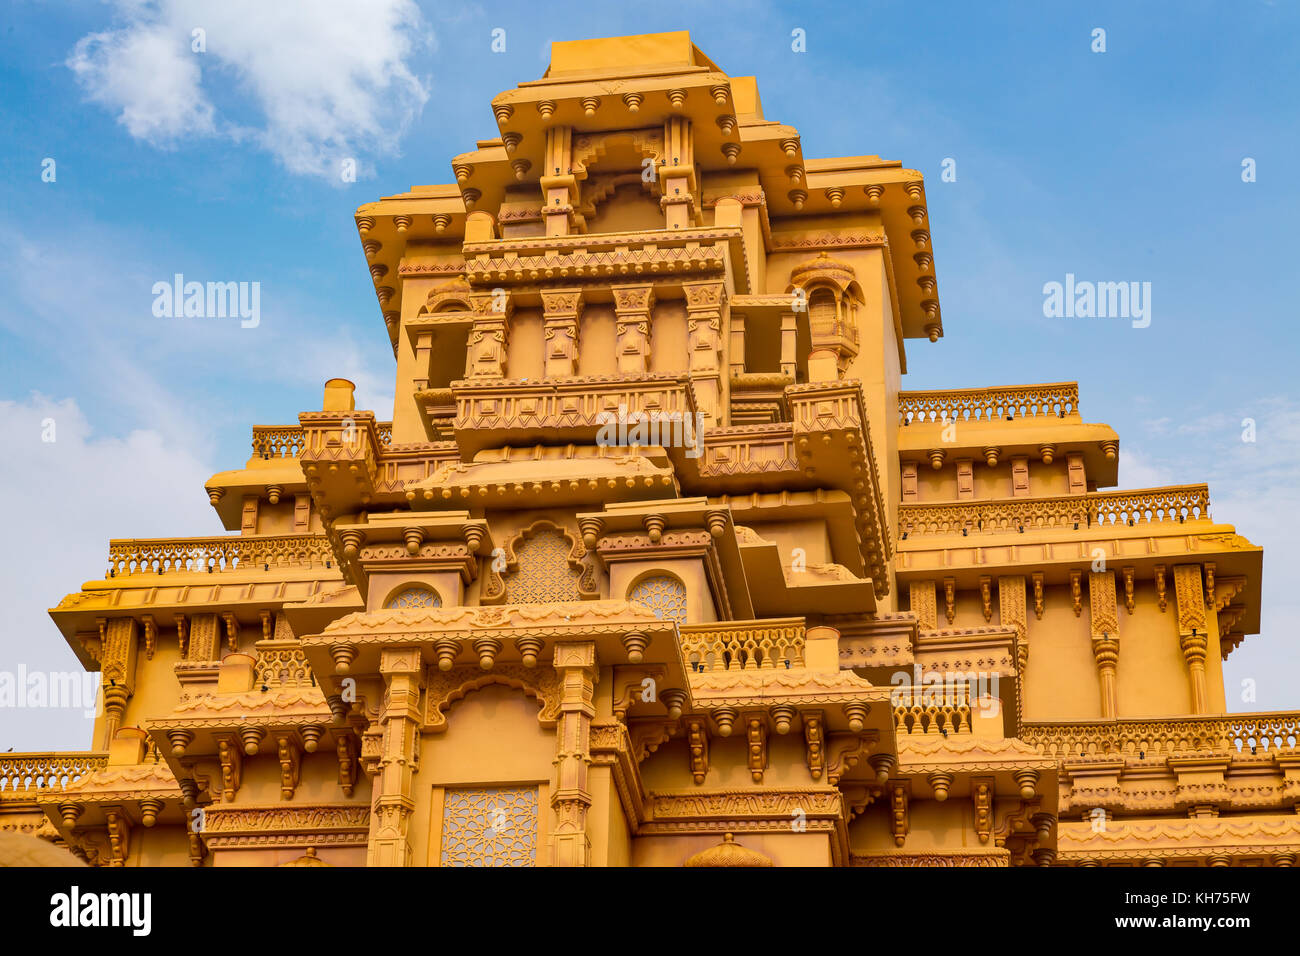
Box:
[1089,571,1120,719]
[551,641,597,867]
[1174,564,1210,714]
[367,648,424,867]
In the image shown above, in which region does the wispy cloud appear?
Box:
[66,0,433,180]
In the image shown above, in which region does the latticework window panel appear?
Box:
[629,574,687,625]
[508,531,583,604]
[383,586,442,609]
[440,787,539,867]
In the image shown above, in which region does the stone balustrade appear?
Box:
[107,533,334,577]
[0,753,108,798]
[252,422,392,458]
[899,382,1080,425]
[897,484,1211,538]
[679,618,805,672]
[891,684,974,735]
[1021,712,1300,759]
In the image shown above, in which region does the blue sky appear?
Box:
[2,0,1298,748]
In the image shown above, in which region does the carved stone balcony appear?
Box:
[106,533,334,577]
[0,752,108,801]
[897,484,1212,539]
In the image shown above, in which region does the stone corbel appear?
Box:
[221,613,241,652]
[104,807,131,867]
[826,732,878,785]
[217,735,242,802]
[890,780,910,847]
[1174,564,1210,714]
[277,735,301,800]
[1089,571,1120,719]
[142,615,157,660]
[611,665,667,722]
[99,617,139,749]
[973,777,994,844]
[804,710,825,780]
[337,734,358,798]
[744,713,768,783]
[686,716,710,785]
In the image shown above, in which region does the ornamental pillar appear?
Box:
[1173,564,1210,714]
[551,641,597,867]
[541,288,583,378]
[1089,571,1120,719]
[367,648,424,867]
[613,284,655,375]
[682,279,727,427]
[465,291,509,378]
[97,618,138,750]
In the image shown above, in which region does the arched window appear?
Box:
[384,585,442,610]
[628,574,687,625]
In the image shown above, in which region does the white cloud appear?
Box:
[66,0,432,179]
[0,394,219,751]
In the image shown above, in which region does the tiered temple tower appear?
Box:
[3,32,1298,867]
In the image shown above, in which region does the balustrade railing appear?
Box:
[252,422,392,459]
[0,753,107,798]
[107,533,334,577]
[891,685,974,735]
[897,485,1211,538]
[1021,712,1300,760]
[679,619,805,673]
[899,383,1079,425]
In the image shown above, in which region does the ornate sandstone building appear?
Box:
[3,32,1299,867]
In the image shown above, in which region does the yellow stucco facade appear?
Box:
[3,31,1298,867]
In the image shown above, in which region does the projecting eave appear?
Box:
[899,419,1122,487]
[204,459,308,531]
[355,187,469,350]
